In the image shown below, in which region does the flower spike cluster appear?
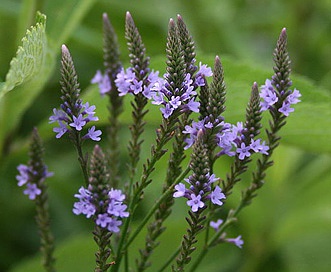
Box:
[16,128,56,271]
[73,187,129,233]
[111,16,213,119]
[260,78,301,116]
[174,130,226,212]
[16,129,53,200]
[49,45,102,141]
[73,145,129,233]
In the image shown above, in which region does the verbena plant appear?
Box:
[14,11,301,272]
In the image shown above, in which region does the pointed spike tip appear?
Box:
[126,11,132,20]
[61,44,69,54]
[168,18,175,28]
[103,13,108,20]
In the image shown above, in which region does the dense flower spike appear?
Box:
[73,145,129,233]
[16,130,53,200]
[73,186,129,232]
[49,45,102,141]
[16,128,55,271]
[260,78,301,116]
[174,171,226,212]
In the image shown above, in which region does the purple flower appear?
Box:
[278,101,294,116]
[23,183,42,200]
[210,186,226,206]
[173,183,187,198]
[197,62,213,77]
[287,88,301,104]
[169,96,182,109]
[210,219,223,231]
[107,201,129,218]
[109,188,126,202]
[82,102,99,122]
[174,172,226,212]
[160,104,174,119]
[115,67,136,96]
[206,173,219,184]
[187,193,205,212]
[53,121,68,138]
[107,218,122,233]
[249,139,269,155]
[130,79,143,94]
[91,70,111,95]
[73,186,129,233]
[260,78,301,116]
[49,108,67,123]
[69,114,86,131]
[236,142,251,160]
[195,62,213,87]
[226,235,244,249]
[84,126,102,141]
[96,213,113,228]
[16,164,31,186]
[185,98,200,113]
[73,187,96,218]
[260,79,278,111]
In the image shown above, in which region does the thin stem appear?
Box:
[73,132,89,186]
[125,166,190,249]
[111,113,180,272]
[35,187,56,272]
[158,247,180,272]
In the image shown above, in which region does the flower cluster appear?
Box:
[173,173,226,212]
[49,102,102,141]
[49,45,102,142]
[260,79,301,116]
[73,187,129,233]
[149,63,212,118]
[111,62,212,119]
[16,164,53,200]
[114,67,162,99]
[91,70,111,96]
[183,119,269,160]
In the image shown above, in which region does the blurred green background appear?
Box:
[0,0,330,271]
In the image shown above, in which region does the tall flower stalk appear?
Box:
[189,28,301,272]
[16,128,55,272]
[50,45,102,185]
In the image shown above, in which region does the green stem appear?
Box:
[74,132,89,186]
[125,166,190,249]
[111,115,179,272]
[158,247,180,272]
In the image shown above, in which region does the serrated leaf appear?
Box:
[0,12,47,98]
[0,12,55,158]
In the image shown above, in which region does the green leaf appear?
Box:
[0,12,55,158]
[0,12,47,98]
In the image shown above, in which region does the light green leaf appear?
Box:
[0,12,47,99]
[0,12,55,158]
